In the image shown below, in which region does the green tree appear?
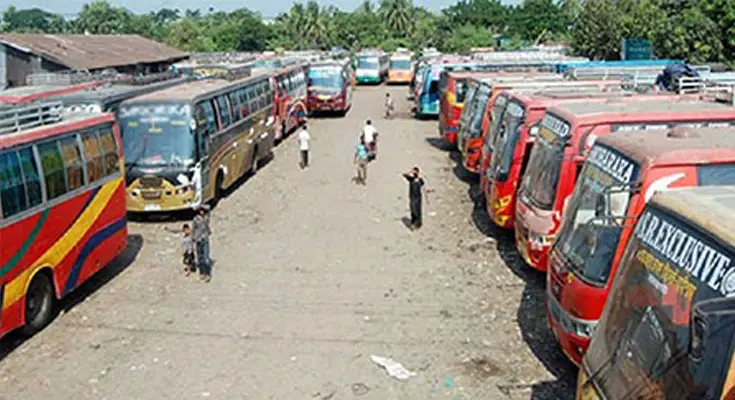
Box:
[74,0,133,34]
[441,24,494,52]
[1,6,67,33]
[166,17,214,52]
[379,0,414,36]
[570,0,623,60]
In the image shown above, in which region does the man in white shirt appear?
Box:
[297,125,311,169]
[361,119,378,159]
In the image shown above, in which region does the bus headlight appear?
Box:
[175,185,194,195]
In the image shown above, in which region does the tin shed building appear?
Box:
[0,34,189,88]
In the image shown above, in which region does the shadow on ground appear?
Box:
[0,234,144,362]
[460,174,576,399]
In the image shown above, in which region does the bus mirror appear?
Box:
[689,297,735,363]
[529,125,539,137]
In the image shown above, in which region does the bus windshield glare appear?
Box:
[455,80,468,103]
[584,205,735,399]
[464,86,491,138]
[120,103,195,167]
[390,59,411,70]
[555,146,639,285]
[489,100,525,181]
[358,58,378,70]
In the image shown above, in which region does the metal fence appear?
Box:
[0,101,63,135]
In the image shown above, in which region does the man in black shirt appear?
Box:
[402,167,426,230]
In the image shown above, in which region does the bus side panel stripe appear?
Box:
[0,210,50,279]
[62,218,126,296]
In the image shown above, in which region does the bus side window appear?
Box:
[246,86,258,114]
[81,131,105,183]
[228,92,241,123]
[215,95,231,128]
[199,100,217,134]
[59,136,85,190]
[37,141,68,200]
[194,105,209,159]
[17,147,42,208]
[0,151,27,217]
[98,128,120,177]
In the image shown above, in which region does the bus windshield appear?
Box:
[584,205,735,399]
[119,103,195,167]
[455,80,468,103]
[390,59,411,70]
[489,100,525,181]
[555,146,639,285]
[464,86,491,139]
[358,58,378,70]
[520,137,564,210]
[308,69,344,90]
[484,95,510,155]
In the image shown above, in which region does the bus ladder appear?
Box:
[0,101,63,135]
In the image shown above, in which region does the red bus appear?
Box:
[482,90,684,229]
[577,185,735,400]
[515,99,735,273]
[459,78,618,175]
[0,101,127,338]
[547,126,735,366]
[307,60,354,116]
[271,64,308,141]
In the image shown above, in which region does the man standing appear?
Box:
[192,205,212,282]
[298,124,311,169]
[361,119,377,159]
[402,167,428,230]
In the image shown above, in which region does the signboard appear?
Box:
[621,39,653,61]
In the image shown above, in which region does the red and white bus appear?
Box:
[271,64,308,140]
[307,60,354,116]
[0,101,127,338]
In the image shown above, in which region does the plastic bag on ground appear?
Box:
[370,355,417,380]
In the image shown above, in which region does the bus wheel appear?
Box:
[214,172,225,205]
[250,147,259,175]
[21,272,56,335]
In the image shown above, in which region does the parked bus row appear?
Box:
[432,63,735,399]
[0,58,355,339]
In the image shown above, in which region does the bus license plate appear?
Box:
[144,204,161,211]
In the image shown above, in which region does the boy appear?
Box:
[354,138,370,184]
[384,93,394,118]
[181,223,195,276]
[193,205,213,282]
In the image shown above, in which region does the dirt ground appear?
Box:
[0,86,576,399]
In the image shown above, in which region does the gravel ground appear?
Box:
[0,86,575,400]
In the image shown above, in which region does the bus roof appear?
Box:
[310,60,349,69]
[0,81,103,103]
[123,71,270,104]
[651,185,735,247]
[48,77,189,105]
[0,103,113,150]
[550,99,735,124]
[596,126,735,167]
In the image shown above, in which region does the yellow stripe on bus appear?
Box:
[3,178,122,310]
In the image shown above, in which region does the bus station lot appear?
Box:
[0,86,575,400]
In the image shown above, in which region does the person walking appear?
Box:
[354,138,370,185]
[192,205,212,282]
[384,93,394,119]
[298,124,311,169]
[402,167,430,230]
[361,119,378,160]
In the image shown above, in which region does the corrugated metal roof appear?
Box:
[0,34,188,71]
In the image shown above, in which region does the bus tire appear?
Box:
[21,271,56,336]
[214,171,225,204]
[250,147,259,175]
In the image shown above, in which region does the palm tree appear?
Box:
[302,1,327,49]
[379,0,414,36]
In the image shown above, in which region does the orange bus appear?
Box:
[387,52,413,84]
[0,101,127,338]
[438,71,499,145]
[548,126,735,366]
[577,185,735,399]
[515,99,735,273]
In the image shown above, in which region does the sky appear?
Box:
[0,0,522,19]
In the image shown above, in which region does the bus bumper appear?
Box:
[357,76,380,84]
[546,285,592,366]
[126,181,198,213]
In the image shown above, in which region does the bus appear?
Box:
[355,52,389,84]
[387,52,413,84]
[481,90,683,229]
[49,73,190,117]
[547,126,735,366]
[459,77,615,174]
[577,185,735,400]
[307,60,354,116]
[121,72,275,213]
[438,71,493,145]
[266,64,308,140]
[515,99,735,273]
[0,101,127,338]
